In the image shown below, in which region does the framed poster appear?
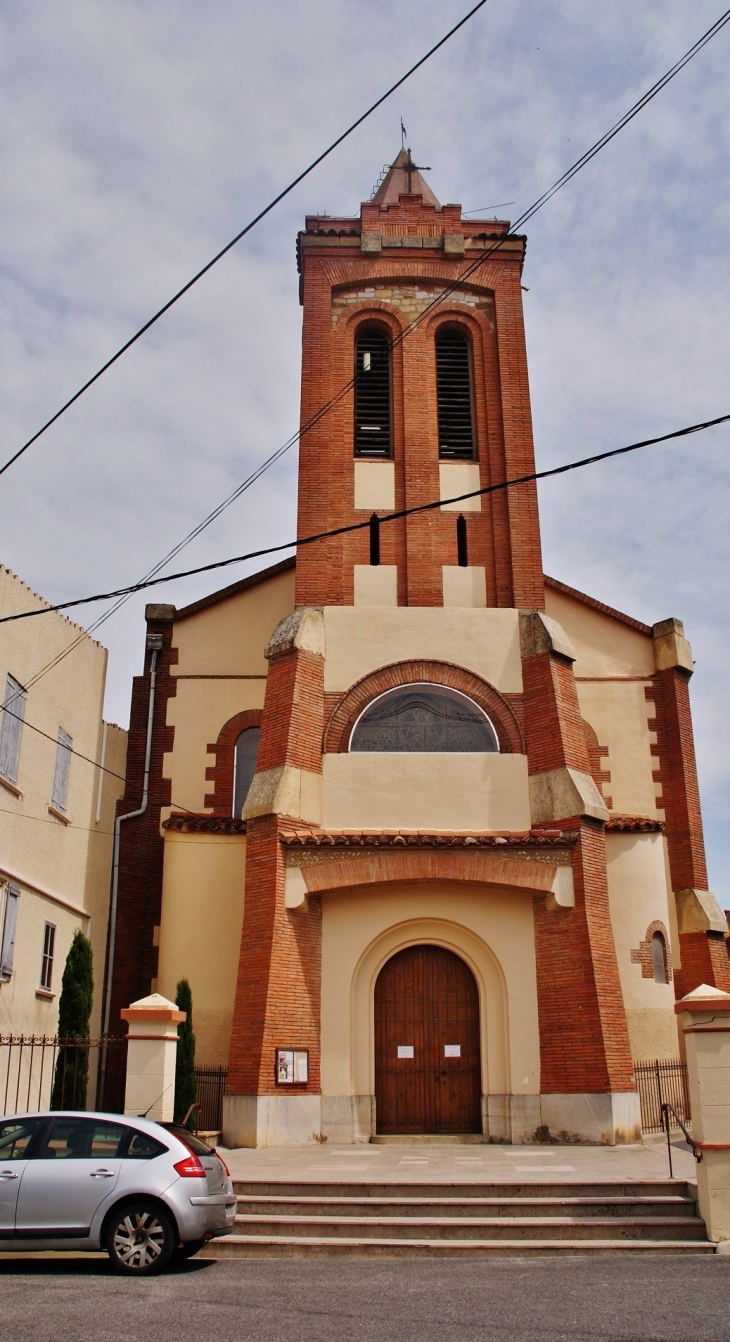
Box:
[275,1048,309,1085]
[444,1044,461,1058]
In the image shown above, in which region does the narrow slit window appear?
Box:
[233,727,261,817]
[354,329,391,457]
[51,728,72,813]
[0,674,27,785]
[40,922,56,991]
[651,932,668,984]
[436,330,475,459]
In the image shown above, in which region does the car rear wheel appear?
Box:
[106,1200,175,1275]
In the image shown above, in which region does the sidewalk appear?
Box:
[220,1136,696,1184]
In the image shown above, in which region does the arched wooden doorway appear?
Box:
[374,945,482,1134]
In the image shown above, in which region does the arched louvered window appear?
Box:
[354,327,391,457]
[436,329,475,459]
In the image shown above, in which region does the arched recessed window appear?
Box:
[349,684,498,753]
[651,931,668,985]
[233,727,261,817]
[354,327,391,457]
[436,329,475,459]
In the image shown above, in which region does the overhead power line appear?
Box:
[1,411,726,626]
[0,0,490,481]
[7,6,730,690]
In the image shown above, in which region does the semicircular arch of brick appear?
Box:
[323,659,524,755]
[205,708,263,815]
[294,849,555,898]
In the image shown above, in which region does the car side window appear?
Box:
[38,1117,127,1159]
[124,1130,168,1160]
[0,1118,44,1160]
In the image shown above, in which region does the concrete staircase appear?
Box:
[204,1179,714,1257]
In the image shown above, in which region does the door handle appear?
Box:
[90,1168,115,1178]
[0,1170,19,1179]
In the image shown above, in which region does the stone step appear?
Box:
[203,1235,716,1259]
[232,1213,708,1242]
[236,1194,698,1220]
[231,1179,696,1201]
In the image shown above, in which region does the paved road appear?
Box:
[1,1256,729,1341]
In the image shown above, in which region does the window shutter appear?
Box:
[0,675,27,784]
[52,728,73,812]
[0,884,20,979]
[354,330,391,457]
[436,331,475,459]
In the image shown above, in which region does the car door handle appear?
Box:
[0,1170,19,1179]
[90,1168,115,1178]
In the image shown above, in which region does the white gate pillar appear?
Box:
[676,984,730,1245]
[121,992,185,1122]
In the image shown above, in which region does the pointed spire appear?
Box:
[371,148,441,208]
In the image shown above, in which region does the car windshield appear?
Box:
[158,1124,216,1156]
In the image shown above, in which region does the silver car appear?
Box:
[0,1111,236,1274]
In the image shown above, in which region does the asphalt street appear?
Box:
[1,1255,729,1342]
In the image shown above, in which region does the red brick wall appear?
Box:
[256,648,324,775]
[522,651,592,777]
[533,820,635,1094]
[98,613,177,1111]
[294,198,544,610]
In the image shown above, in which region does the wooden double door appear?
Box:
[374,945,482,1134]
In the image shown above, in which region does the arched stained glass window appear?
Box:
[354,327,391,457]
[651,931,668,984]
[233,727,261,817]
[349,684,499,753]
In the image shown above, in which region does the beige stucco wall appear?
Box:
[605,831,679,1060]
[156,831,247,1066]
[0,566,126,1039]
[576,680,662,818]
[544,586,655,678]
[323,607,522,694]
[322,753,531,832]
[163,569,296,814]
[320,881,540,1099]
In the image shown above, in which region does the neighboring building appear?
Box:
[0,565,126,1059]
[104,149,729,1145]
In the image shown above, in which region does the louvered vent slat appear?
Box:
[355,330,391,456]
[436,332,475,459]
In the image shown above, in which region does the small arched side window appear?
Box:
[233,727,261,817]
[354,327,391,457]
[349,684,499,753]
[651,932,668,984]
[436,329,475,459]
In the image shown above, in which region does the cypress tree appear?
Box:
[51,930,93,1110]
[174,978,197,1128]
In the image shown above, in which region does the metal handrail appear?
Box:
[661,1101,701,1177]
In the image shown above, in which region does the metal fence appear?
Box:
[635,1058,691,1134]
[193,1065,227,1133]
[0,1035,126,1117]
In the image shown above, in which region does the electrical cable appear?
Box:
[0,0,491,481]
[1,410,726,626]
[7,6,730,687]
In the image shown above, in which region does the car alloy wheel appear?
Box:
[107,1201,174,1275]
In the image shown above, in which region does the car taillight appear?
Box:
[216,1152,230,1176]
[173,1153,206,1178]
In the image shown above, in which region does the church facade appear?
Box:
[102,150,730,1145]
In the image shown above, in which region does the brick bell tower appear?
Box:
[224,148,643,1148]
[294,147,544,611]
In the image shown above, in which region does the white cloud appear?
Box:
[0,0,728,894]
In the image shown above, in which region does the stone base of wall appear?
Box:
[222,1090,642,1147]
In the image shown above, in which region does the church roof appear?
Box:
[370,148,441,208]
[175,555,295,622]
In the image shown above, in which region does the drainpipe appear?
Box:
[99,632,163,1107]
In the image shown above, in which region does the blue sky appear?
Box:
[0,0,728,897]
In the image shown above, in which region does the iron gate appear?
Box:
[0,1035,126,1116]
[635,1058,691,1134]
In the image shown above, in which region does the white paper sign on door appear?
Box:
[444,1044,461,1057]
[397,1045,414,1059]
